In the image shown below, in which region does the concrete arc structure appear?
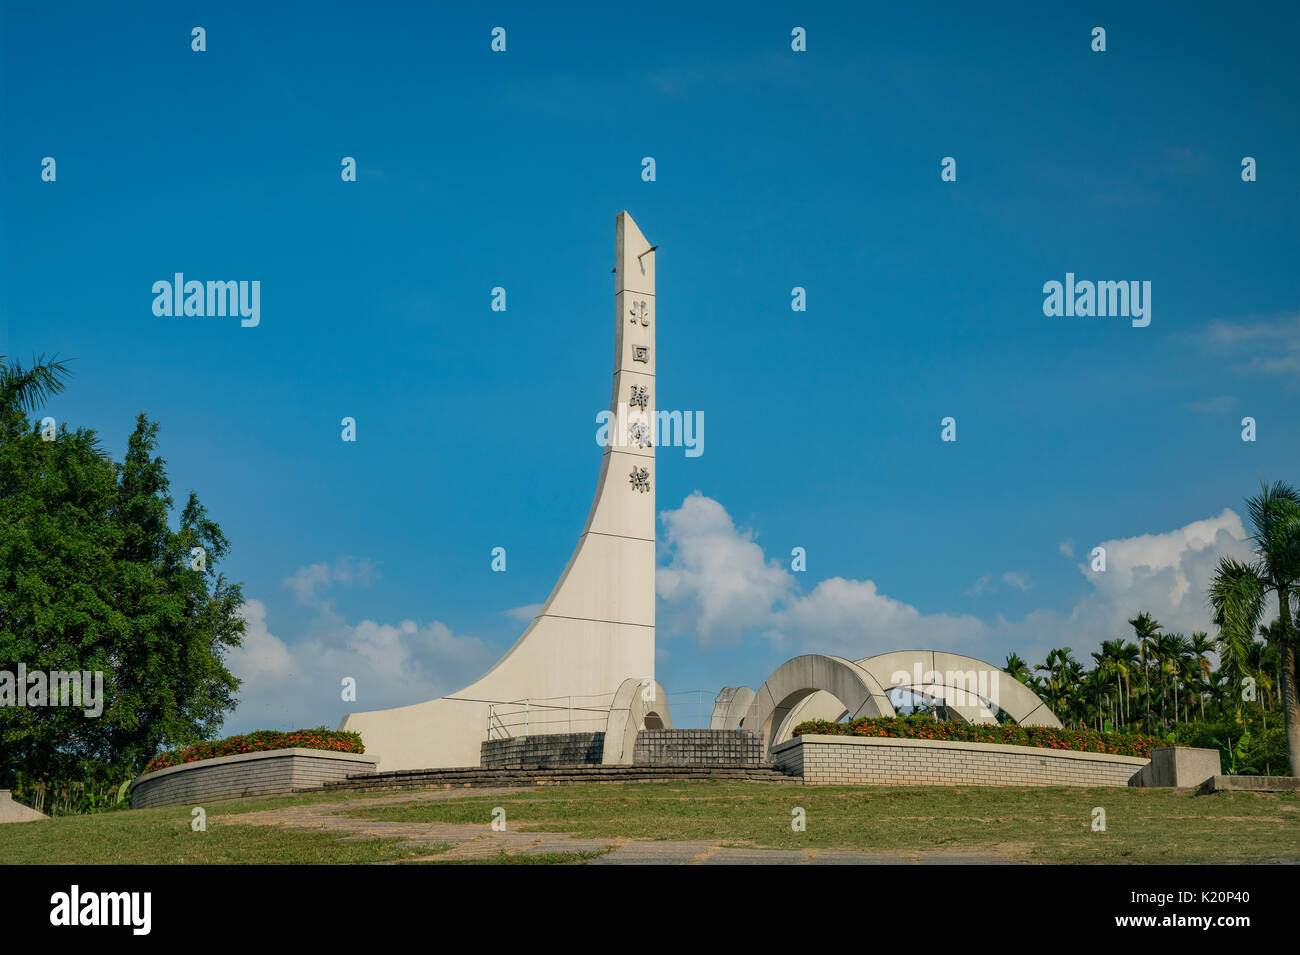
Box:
[709,686,756,729]
[340,212,658,771]
[740,654,896,756]
[602,678,673,765]
[855,650,1063,727]
[763,649,1063,751]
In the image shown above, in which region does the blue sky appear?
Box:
[3,1,1297,732]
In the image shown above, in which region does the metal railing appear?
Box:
[481,688,730,739]
[485,692,616,740]
[664,689,715,729]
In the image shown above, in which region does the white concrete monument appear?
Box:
[340,212,657,770]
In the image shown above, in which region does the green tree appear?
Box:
[1209,480,1300,776]
[1190,632,1215,721]
[1002,652,1031,685]
[0,360,244,785]
[0,354,72,437]
[1128,612,1163,733]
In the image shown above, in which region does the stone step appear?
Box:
[319,763,795,794]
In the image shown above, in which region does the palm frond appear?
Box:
[0,353,73,415]
[1208,556,1266,670]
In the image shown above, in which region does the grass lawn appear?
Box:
[2,781,1296,864]
[0,801,436,865]
[348,781,1300,863]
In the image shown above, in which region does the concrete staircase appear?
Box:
[319,763,796,795]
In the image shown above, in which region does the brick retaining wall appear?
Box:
[130,748,377,809]
[774,734,1148,787]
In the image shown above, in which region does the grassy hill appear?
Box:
[3,781,1297,865]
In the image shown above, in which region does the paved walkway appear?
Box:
[225,789,1020,865]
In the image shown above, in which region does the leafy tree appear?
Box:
[0,358,244,785]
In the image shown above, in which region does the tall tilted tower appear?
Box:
[340,212,657,770]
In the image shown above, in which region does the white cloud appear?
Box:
[1067,508,1251,639]
[1190,315,1300,378]
[1001,571,1032,591]
[504,603,543,622]
[965,571,1031,596]
[656,492,793,644]
[283,556,377,605]
[771,577,988,659]
[655,493,1254,672]
[228,599,297,683]
[227,501,1257,733]
[1058,538,1075,558]
[224,576,493,734]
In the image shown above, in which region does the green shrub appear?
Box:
[792,714,1159,758]
[10,771,133,817]
[1173,717,1290,776]
[142,727,363,775]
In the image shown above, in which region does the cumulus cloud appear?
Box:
[224,572,493,734]
[655,493,1253,670]
[657,492,793,643]
[770,577,988,659]
[1066,508,1251,640]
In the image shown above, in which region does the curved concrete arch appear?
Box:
[602,678,673,765]
[741,655,896,755]
[856,650,1062,728]
[773,690,849,743]
[709,686,756,730]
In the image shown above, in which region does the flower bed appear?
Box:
[791,715,1157,759]
[142,728,364,775]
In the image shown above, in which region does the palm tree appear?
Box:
[1209,480,1300,777]
[1035,648,1083,724]
[1003,652,1032,684]
[1129,612,1163,733]
[1094,639,1131,729]
[1190,632,1215,721]
[0,353,71,420]
[1207,668,1233,716]
[1244,638,1276,728]
[1117,640,1140,727]
[1162,633,1192,729]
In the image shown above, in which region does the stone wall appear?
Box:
[773,734,1148,787]
[480,732,605,768]
[633,729,765,766]
[130,748,377,809]
[1128,746,1221,788]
